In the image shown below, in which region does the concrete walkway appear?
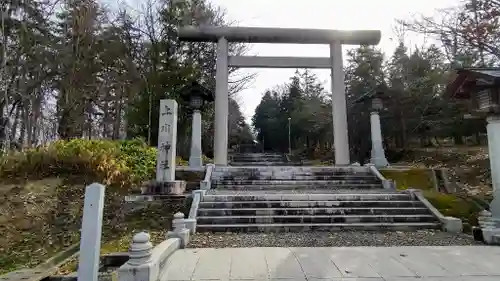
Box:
[161,246,500,281]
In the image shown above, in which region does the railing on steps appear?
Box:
[186,164,214,233]
[199,164,214,190]
[367,165,396,190]
[404,188,463,233]
[187,190,204,234]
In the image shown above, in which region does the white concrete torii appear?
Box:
[178,26,381,165]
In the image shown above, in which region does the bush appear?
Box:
[117,139,157,184]
[0,138,188,187]
[202,155,213,164]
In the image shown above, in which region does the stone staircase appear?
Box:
[229,152,288,166]
[195,165,441,232]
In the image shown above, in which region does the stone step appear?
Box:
[230,162,289,166]
[231,160,284,162]
[218,168,360,172]
[196,214,437,224]
[212,182,383,190]
[214,166,371,174]
[198,200,425,209]
[196,222,441,232]
[214,171,374,175]
[202,193,410,202]
[212,176,380,185]
[212,175,377,181]
[211,184,382,190]
[197,207,432,216]
[206,189,397,195]
[231,157,284,161]
[231,156,283,159]
[231,153,283,157]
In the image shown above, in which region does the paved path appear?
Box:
[161,246,500,281]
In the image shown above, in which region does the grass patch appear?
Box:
[0,178,81,274]
[0,177,190,273]
[381,168,482,232]
[380,168,435,190]
[423,190,482,231]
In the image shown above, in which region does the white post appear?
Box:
[189,109,203,167]
[330,41,350,165]
[487,116,500,218]
[77,183,105,281]
[157,99,178,182]
[370,111,389,167]
[214,37,229,165]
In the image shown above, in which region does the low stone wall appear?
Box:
[118,234,181,281]
[118,214,191,281]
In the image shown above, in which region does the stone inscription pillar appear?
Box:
[157,99,178,182]
[330,41,350,165]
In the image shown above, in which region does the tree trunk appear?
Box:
[113,87,124,140]
[400,111,408,149]
[30,94,42,147]
[10,106,20,144]
[58,90,83,140]
[26,101,33,148]
[18,107,27,148]
[454,134,463,145]
[102,98,110,138]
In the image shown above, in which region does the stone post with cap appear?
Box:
[118,232,155,281]
[167,212,190,248]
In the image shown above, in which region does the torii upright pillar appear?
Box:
[214,37,229,165]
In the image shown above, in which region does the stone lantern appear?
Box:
[355,89,389,167]
[447,68,500,221]
[180,81,214,168]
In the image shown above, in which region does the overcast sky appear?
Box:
[114,0,461,122]
[207,0,460,123]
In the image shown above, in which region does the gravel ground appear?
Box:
[188,230,482,248]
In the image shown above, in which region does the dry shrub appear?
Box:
[0,138,163,187]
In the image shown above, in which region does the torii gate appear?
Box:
[178,26,381,165]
